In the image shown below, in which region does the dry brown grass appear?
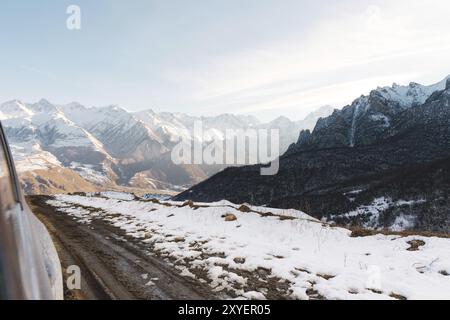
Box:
[349,226,450,239]
[317,273,336,280]
[389,292,407,300]
[20,168,99,195]
[406,239,426,251]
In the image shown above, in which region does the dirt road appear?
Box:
[27,196,216,300]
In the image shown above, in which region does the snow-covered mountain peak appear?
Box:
[38,98,52,105]
[373,75,450,109]
[201,113,260,130]
[408,81,421,87]
[62,104,135,130]
[0,100,34,120]
[138,108,157,116]
[305,105,334,118]
[234,114,261,127]
[1,99,23,107]
[2,98,335,191]
[269,116,291,127]
[298,75,450,150]
[61,102,87,111]
[99,104,129,113]
[27,99,60,114]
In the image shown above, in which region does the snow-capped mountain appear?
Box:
[134,110,262,144]
[376,76,450,108]
[0,100,34,120]
[258,105,335,154]
[0,101,116,193]
[133,110,194,144]
[175,75,450,232]
[290,75,450,150]
[61,104,168,163]
[0,100,331,194]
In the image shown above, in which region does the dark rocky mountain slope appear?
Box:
[175,77,450,231]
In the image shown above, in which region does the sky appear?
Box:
[1,0,450,121]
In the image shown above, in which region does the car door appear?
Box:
[0,121,63,300]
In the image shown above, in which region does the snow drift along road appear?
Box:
[47,193,450,300]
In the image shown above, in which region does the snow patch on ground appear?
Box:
[47,200,101,224]
[99,191,135,201]
[330,197,427,230]
[47,195,450,300]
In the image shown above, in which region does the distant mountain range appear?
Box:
[0,99,333,194]
[175,75,450,232]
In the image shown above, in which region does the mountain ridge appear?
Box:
[0,100,332,194]
[174,75,450,232]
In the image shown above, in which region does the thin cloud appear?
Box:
[162,0,450,119]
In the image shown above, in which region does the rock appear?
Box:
[297,129,312,146]
[237,205,251,213]
[181,200,199,209]
[233,257,246,264]
[224,213,237,222]
[174,236,185,243]
[182,200,194,207]
[144,232,152,239]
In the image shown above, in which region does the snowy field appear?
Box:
[47,194,450,300]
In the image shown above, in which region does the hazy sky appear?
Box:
[1,0,450,121]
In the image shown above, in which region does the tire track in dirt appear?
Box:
[27,196,216,300]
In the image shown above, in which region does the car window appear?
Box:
[0,125,20,299]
